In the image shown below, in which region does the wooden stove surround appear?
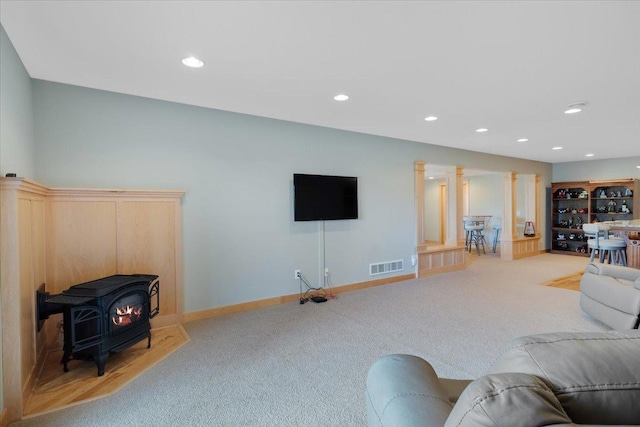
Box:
[0,178,185,423]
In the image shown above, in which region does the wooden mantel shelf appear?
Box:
[0,177,48,194]
[48,187,186,198]
[1,177,185,198]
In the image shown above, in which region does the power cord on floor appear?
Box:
[298,272,328,304]
[324,273,337,300]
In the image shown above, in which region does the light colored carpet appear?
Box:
[13,253,606,426]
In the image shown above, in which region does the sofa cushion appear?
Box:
[580,293,640,329]
[444,373,571,427]
[580,272,640,316]
[488,331,640,424]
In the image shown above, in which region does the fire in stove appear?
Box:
[112,304,144,326]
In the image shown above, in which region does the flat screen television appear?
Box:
[294,174,358,221]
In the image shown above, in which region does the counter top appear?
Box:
[607,219,640,231]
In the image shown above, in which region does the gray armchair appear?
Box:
[366,331,640,426]
[580,262,640,329]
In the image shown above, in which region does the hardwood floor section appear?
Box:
[541,272,583,291]
[24,325,190,419]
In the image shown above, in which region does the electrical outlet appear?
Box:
[411,255,417,266]
[324,268,329,277]
[294,269,301,279]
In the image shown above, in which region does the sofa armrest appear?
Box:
[444,373,571,427]
[366,354,456,427]
[488,331,640,424]
[584,262,640,282]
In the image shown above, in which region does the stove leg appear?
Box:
[96,353,108,376]
[61,350,71,372]
[147,334,151,349]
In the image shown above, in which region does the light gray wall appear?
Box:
[553,157,640,182]
[31,80,553,313]
[424,179,442,242]
[0,25,35,178]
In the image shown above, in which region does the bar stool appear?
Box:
[582,223,627,266]
[492,224,502,253]
[463,216,487,255]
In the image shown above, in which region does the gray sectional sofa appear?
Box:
[366,330,640,426]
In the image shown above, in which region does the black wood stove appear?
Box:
[37,274,159,376]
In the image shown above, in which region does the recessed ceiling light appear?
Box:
[585,153,595,157]
[476,128,488,133]
[637,165,640,169]
[564,101,588,114]
[181,56,204,68]
[333,94,349,101]
[552,146,563,150]
[428,176,435,180]
[517,138,529,142]
[424,116,438,122]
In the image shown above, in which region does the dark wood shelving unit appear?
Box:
[550,179,639,256]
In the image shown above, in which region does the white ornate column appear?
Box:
[1,178,48,423]
[445,166,464,247]
[501,172,517,259]
[502,172,541,260]
[524,174,539,235]
[1,178,22,423]
[414,161,425,246]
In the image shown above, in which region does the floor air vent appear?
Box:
[370,259,404,276]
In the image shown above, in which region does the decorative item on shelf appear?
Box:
[556,189,566,198]
[597,206,607,213]
[557,208,567,213]
[576,244,587,253]
[557,241,569,250]
[571,208,578,213]
[607,200,617,212]
[620,201,630,214]
[576,217,584,227]
[610,191,617,197]
[578,190,589,199]
[524,221,535,237]
[557,233,566,241]
[567,216,574,227]
[624,187,633,196]
[600,190,607,198]
[617,190,622,197]
[569,233,576,240]
[577,208,587,214]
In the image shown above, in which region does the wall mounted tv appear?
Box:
[294,174,358,221]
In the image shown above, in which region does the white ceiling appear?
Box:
[2,1,639,164]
